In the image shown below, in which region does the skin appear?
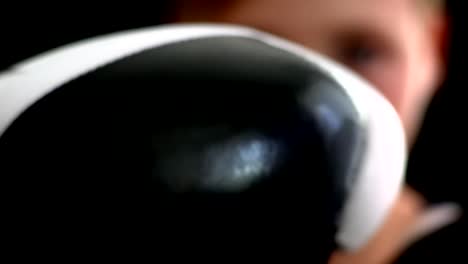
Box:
[170,1,453,263]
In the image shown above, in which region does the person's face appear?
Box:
[176,0,446,143]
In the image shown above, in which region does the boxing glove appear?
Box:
[0,24,406,257]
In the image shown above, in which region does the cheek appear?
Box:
[350,59,410,114]
[347,56,417,140]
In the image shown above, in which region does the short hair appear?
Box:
[427,0,445,7]
[418,0,446,10]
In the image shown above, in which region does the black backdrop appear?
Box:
[0,0,466,261]
[399,0,467,262]
[0,1,170,71]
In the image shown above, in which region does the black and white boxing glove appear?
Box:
[0,24,407,257]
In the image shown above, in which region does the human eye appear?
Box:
[332,30,393,70]
[335,37,386,70]
[341,42,381,66]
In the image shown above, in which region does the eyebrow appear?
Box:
[330,25,400,52]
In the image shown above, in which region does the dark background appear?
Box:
[0,0,465,261]
[398,0,467,262]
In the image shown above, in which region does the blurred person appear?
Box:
[163,0,460,263]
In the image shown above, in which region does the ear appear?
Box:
[427,8,450,86]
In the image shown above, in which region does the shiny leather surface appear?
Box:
[0,36,365,256]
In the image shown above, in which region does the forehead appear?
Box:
[226,0,414,19]
[218,0,417,34]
